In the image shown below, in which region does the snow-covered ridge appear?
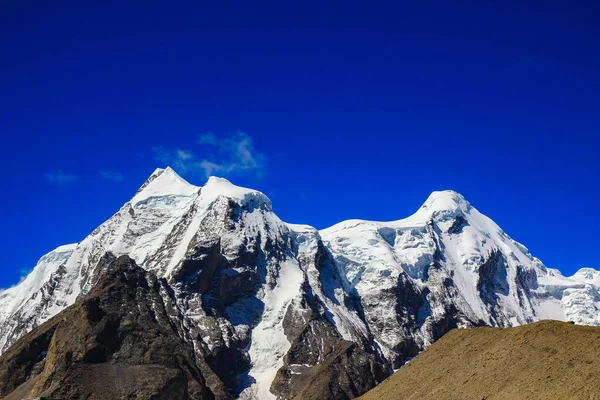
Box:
[320,189,600,338]
[322,190,471,234]
[0,243,76,315]
[0,168,272,346]
[1,169,599,399]
[131,166,200,204]
[131,166,270,205]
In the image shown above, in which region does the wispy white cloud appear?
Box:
[0,268,33,290]
[197,133,218,146]
[46,171,79,186]
[153,132,267,178]
[99,170,126,182]
[152,147,196,175]
[17,268,31,284]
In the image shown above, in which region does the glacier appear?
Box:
[1,167,598,398]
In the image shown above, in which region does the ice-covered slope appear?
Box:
[0,243,77,352]
[0,168,267,351]
[0,171,598,399]
[320,190,600,367]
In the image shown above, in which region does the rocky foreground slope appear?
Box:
[0,256,229,400]
[359,320,600,400]
[1,167,599,399]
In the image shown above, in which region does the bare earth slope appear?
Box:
[359,320,600,400]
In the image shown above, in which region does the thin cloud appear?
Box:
[46,171,79,186]
[99,170,126,182]
[0,268,33,290]
[153,147,196,175]
[17,268,31,284]
[153,132,267,178]
[197,133,218,146]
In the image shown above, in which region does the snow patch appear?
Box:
[238,259,304,400]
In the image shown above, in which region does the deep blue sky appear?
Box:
[1,1,598,287]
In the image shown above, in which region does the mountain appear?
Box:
[1,167,599,399]
[358,320,600,400]
[320,190,600,367]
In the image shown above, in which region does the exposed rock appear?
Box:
[0,256,230,400]
[272,315,387,400]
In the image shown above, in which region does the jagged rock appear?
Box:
[272,313,387,400]
[0,255,230,400]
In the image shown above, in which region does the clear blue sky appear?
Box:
[1,1,598,288]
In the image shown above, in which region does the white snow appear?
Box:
[0,243,76,315]
[0,243,77,351]
[532,297,566,321]
[569,268,600,286]
[286,223,372,343]
[202,176,270,206]
[52,243,79,253]
[131,166,199,205]
[238,259,304,400]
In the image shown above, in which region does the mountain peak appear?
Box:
[132,166,198,204]
[132,168,272,210]
[205,175,233,186]
[420,190,471,214]
[202,175,272,209]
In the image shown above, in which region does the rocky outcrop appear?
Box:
[0,256,230,400]
[272,308,387,400]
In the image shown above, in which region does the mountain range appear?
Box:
[1,167,599,399]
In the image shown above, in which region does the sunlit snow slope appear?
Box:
[320,190,600,367]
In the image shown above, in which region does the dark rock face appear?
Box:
[0,256,231,400]
[447,215,469,234]
[476,251,536,326]
[390,274,428,365]
[274,338,387,400]
[477,250,510,324]
[271,263,389,400]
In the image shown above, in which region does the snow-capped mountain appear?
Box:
[320,190,600,367]
[1,167,598,399]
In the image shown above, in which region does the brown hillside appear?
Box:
[359,320,600,400]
